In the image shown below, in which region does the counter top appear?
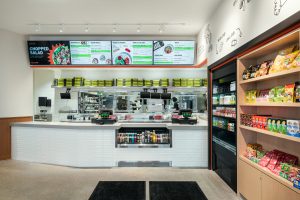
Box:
[11,120,208,130]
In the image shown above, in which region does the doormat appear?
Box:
[149,181,208,200]
[89,181,146,200]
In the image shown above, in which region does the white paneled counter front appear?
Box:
[11,121,208,168]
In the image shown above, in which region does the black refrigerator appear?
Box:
[208,60,237,192]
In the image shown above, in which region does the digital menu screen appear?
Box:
[28,41,71,65]
[112,41,153,65]
[153,41,195,65]
[70,41,112,65]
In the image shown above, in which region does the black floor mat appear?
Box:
[149,181,208,200]
[89,181,146,200]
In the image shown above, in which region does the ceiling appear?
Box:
[0,0,222,36]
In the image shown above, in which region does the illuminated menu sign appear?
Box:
[28,41,71,65]
[112,41,153,65]
[70,41,112,64]
[153,41,195,65]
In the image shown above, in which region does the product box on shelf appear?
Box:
[287,120,300,138]
[267,118,287,134]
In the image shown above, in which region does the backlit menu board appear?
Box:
[28,41,71,65]
[153,41,195,65]
[112,41,153,65]
[70,41,112,65]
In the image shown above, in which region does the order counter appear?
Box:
[11,120,208,168]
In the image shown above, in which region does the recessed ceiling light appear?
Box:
[59,24,64,33]
[84,25,89,33]
[159,24,165,33]
[34,24,40,32]
[136,25,141,33]
[112,24,117,33]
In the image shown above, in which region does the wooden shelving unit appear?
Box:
[239,125,300,143]
[237,28,300,199]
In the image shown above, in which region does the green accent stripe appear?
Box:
[134,61,153,64]
[154,61,173,64]
[133,56,152,59]
[174,47,194,50]
[71,45,91,48]
[71,54,90,57]
[91,50,111,53]
[132,45,153,48]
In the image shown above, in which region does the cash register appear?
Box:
[172,109,197,125]
[91,110,117,125]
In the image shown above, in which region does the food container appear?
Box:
[104,80,114,87]
[84,79,91,87]
[194,79,202,87]
[116,78,124,87]
[92,80,98,87]
[180,79,188,87]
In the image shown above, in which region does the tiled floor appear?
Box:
[0,160,239,200]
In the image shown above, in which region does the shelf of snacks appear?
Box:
[212,106,236,119]
[239,125,300,143]
[240,67,300,84]
[212,116,235,132]
[239,155,300,194]
[242,82,300,107]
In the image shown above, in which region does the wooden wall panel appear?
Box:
[0,116,32,160]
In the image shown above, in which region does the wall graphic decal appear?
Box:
[274,0,288,16]
[205,24,213,53]
[215,28,243,55]
[233,0,252,11]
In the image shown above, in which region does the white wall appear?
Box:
[197,0,300,65]
[0,29,33,118]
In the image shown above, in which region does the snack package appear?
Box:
[257,149,266,159]
[279,171,289,179]
[246,143,263,158]
[259,151,273,167]
[267,118,273,131]
[295,81,300,103]
[287,120,300,138]
[294,179,300,190]
[278,119,287,134]
[251,90,257,103]
[268,88,276,102]
[269,55,285,73]
[269,45,296,74]
[283,50,300,70]
[274,86,285,102]
[242,67,251,80]
[288,52,300,69]
[281,163,292,173]
[250,65,260,79]
[283,153,298,165]
[257,89,270,102]
[267,151,283,171]
[284,84,295,103]
[256,60,273,77]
